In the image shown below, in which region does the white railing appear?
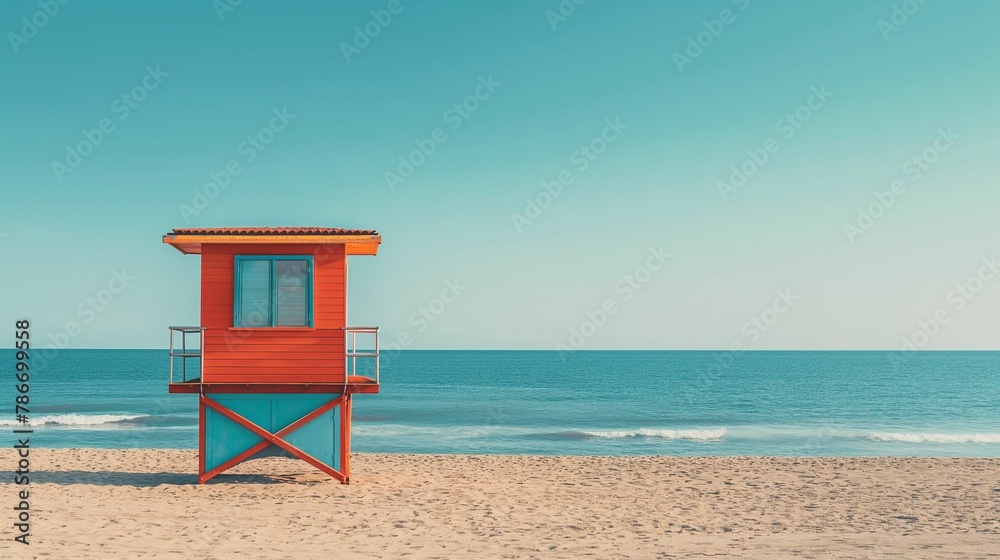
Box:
[169,326,205,384]
[170,326,377,387]
[344,326,380,385]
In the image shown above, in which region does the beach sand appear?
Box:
[1,450,998,559]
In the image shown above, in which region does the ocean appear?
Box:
[2,350,998,457]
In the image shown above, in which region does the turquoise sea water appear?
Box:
[1,350,998,456]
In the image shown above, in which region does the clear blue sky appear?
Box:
[1,0,998,350]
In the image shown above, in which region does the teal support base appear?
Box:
[202,393,343,475]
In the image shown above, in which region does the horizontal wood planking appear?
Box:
[205,340,345,351]
[203,358,341,368]
[204,375,343,381]
[201,336,343,347]
[199,309,344,321]
[202,251,343,274]
[205,374,352,383]
[204,343,341,353]
[314,312,347,321]
[203,368,343,375]
[200,243,347,383]
[206,330,344,340]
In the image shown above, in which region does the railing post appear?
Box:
[169,328,174,385]
[169,327,205,386]
[182,330,187,382]
[343,327,380,385]
[200,327,206,387]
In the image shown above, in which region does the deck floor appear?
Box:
[168,377,378,394]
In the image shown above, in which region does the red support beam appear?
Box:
[341,395,352,483]
[170,382,378,395]
[198,396,206,478]
[198,394,348,484]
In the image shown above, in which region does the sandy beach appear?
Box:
[2,449,998,559]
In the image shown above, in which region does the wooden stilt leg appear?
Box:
[198,395,207,484]
[341,394,352,484]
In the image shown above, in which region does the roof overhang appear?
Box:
[163,228,381,256]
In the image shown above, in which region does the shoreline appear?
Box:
[11,447,1000,458]
[2,450,998,558]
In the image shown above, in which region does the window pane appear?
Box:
[275,260,309,326]
[237,260,272,327]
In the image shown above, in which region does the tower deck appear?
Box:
[167,378,380,394]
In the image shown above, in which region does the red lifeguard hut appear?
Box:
[163,227,381,484]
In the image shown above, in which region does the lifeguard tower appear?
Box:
[163,227,381,484]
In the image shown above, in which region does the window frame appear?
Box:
[233,255,314,328]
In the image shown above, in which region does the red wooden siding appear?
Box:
[200,243,346,383]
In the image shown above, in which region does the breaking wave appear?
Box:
[0,414,195,428]
[866,432,1000,444]
[553,428,727,440]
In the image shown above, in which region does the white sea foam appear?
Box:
[0,414,147,427]
[866,432,1000,444]
[579,428,727,440]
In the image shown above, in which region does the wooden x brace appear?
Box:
[199,394,348,484]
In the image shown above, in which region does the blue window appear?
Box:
[234,256,313,327]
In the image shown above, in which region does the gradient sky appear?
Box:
[1,0,998,350]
